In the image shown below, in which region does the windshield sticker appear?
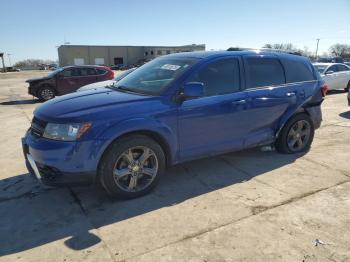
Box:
[161,64,181,71]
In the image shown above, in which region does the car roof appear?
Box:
[62,65,109,69]
[165,50,308,61]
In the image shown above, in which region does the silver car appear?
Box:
[313,63,350,91]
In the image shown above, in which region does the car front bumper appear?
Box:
[22,131,97,186]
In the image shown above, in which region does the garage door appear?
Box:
[74,58,85,65]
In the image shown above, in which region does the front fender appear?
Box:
[92,117,178,167]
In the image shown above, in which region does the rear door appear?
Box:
[242,55,298,147]
[57,68,82,94]
[80,67,99,86]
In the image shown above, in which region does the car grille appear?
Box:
[30,117,47,138]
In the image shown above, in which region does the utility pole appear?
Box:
[315,38,320,60]
[7,53,12,67]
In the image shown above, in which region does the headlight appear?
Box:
[43,122,92,141]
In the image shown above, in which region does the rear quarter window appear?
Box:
[96,69,107,75]
[282,59,315,83]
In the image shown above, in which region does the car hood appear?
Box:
[77,80,115,91]
[26,76,51,83]
[34,87,156,122]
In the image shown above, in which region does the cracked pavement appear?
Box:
[0,71,350,262]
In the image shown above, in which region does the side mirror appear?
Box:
[325,70,334,75]
[183,82,204,98]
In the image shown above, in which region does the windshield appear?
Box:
[47,68,63,77]
[313,65,327,74]
[113,57,198,95]
[114,68,136,82]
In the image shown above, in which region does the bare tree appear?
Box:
[14,59,55,69]
[329,44,350,58]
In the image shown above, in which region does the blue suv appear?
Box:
[22,50,327,198]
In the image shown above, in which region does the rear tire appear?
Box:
[275,113,314,154]
[98,135,166,199]
[38,86,55,101]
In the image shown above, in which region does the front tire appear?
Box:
[38,86,55,101]
[275,113,314,154]
[99,135,166,199]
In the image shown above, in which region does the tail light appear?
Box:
[321,83,328,97]
[107,69,114,79]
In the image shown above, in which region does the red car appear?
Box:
[26,65,114,101]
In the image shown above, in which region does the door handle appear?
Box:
[286,92,296,97]
[231,99,246,105]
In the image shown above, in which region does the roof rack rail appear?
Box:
[227,47,302,56]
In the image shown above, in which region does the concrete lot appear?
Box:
[0,71,350,262]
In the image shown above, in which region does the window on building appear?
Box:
[157,50,162,55]
[145,51,148,56]
[166,50,171,55]
[245,57,285,88]
[187,58,240,96]
[151,50,154,55]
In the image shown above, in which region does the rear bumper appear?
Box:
[22,132,97,186]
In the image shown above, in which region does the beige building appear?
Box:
[58,44,205,67]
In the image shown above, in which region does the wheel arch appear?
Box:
[96,128,174,182]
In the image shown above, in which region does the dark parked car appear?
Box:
[77,68,136,92]
[26,65,114,101]
[22,50,326,199]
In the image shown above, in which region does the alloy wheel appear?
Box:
[113,146,158,192]
[287,120,311,152]
[41,89,54,100]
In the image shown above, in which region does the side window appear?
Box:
[282,59,315,83]
[326,65,338,73]
[80,68,96,76]
[71,68,81,77]
[245,57,285,88]
[187,58,240,96]
[61,69,73,77]
[337,64,350,72]
[96,69,106,75]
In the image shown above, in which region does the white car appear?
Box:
[313,63,350,91]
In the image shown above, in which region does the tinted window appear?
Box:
[246,57,285,88]
[81,68,96,76]
[327,65,338,73]
[61,68,81,77]
[337,64,350,71]
[282,59,315,83]
[188,58,240,96]
[96,69,106,75]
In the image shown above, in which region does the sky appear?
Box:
[1,0,350,65]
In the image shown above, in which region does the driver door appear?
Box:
[177,57,247,161]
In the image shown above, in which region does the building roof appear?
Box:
[58,44,205,49]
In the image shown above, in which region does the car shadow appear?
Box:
[0,148,302,256]
[327,89,347,95]
[0,99,41,105]
[339,111,350,119]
